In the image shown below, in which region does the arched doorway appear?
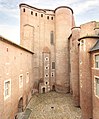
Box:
[18,97,23,112]
[42,87,45,93]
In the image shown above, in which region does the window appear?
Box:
[45,57,49,61]
[52,62,55,69]
[80,40,84,46]
[50,31,54,45]
[4,80,11,100]
[46,82,48,85]
[47,16,49,19]
[95,55,99,68]
[41,14,43,17]
[51,17,53,20]
[23,8,25,12]
[35,13,37,16]
[45,74,49,77]
[26,72,29,83]
[31,11,33,15]
[51,72,54,77]
[95,77,99,97]
[19,75,23,88]
[45,67,49,70]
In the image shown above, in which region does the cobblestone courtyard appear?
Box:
[26,92,82,119]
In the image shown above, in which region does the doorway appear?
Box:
[18,97,23,112]
[52,85,55,91]
[42,87,45,93]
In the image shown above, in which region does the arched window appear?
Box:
[50,31,54,45]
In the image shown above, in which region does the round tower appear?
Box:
[55,6,74,93]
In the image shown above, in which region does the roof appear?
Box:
[78,35,99,41]
[19,3,73,14]
[0,36,34,54]
[90,40,99,52]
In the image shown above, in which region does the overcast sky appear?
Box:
[0,0,99,44]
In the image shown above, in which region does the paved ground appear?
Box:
[27,92,82,119]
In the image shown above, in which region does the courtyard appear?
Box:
[26,92,82,119]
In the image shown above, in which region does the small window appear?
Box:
[4,80,11,100]
[46,82,48,85]
[47,16,49,19]
[41,14,43,17]
[23,8,25,12]
[19,75,23,88]
[26,72,29,83]
[31,11,33,15]
[50,31,54,45]
[51,17,53,20]
[35,13,37,16]
[52,72,54,77]
[52,62,55,69]
[80,40,84,45]
[45,57,49,61]
[7,47,8,52]
[45,74,49,77]
[95,55,99,68]
[95,77,99,97]
[45,67,49,70]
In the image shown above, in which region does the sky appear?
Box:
[0,0,99,44]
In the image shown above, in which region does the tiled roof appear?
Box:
[90,40,99,52]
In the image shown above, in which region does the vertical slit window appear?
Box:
[23,8,25,12]
[95,77,99,97]
[31,11,33,15]
[35,13,37,16]
[50,31,54,45]
[41,14,43,17]
[47,16,49,19]
[95,55,99,68]
[52,62,55,69]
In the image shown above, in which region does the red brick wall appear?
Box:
[70,27,80,106]
[79,37,97,119]
[91,52,99,119]
[0,37,34,119]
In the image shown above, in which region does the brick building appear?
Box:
[0,3,99,119]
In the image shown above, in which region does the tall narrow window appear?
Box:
[23,8,25,12]
[51,17,53,20]
[41,14,43,17]
[19,75,23,88]
[4,80,11,99]
[50,31,54,45]
[35,13,37,16]
[52,62,55,69]
[95,77,99,97]
[95,55,99,68]
[47,16,49,19]
[26,72,29,83]
[31,11,33,15]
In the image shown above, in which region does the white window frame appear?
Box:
[94,76,99,98]
[94,54,99,69]
[19,74,23,88]
[4,79,11,100]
